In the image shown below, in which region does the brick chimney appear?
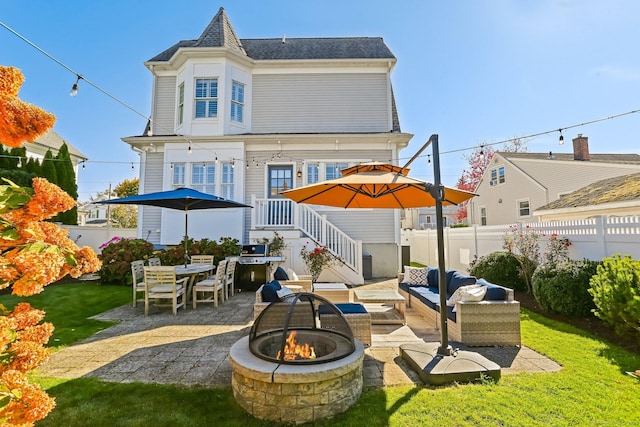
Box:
[573,134,590,161]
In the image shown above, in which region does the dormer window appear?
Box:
[195,78,218,118]
[231,81,245,123]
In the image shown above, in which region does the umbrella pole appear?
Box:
[431,135,453,356]
[184,206,189,267]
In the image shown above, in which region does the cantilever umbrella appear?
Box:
[99,187,251,266]
[281,161,475,209]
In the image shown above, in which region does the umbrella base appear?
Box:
[400,342,501,385]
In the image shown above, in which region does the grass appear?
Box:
[0,280,130,348]
[1,282,639,426]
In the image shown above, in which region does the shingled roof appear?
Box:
[498,151,640,165]
[148,7,395,62]
[537,172,640,210]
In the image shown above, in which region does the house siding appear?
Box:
[243,149,396,243]
[251,73,390,133]
[140,152,164,243]
[152,76,177,135]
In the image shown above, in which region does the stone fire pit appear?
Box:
[230,336,364,424]
[230,293,365,424]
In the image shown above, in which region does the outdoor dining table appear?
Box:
[174,264,216,303]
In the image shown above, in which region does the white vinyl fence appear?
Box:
[61,225,138,253]
[403,215,640,273]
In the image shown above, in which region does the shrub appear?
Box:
[469,251,525,291]
[532,260,600,316]
[160,237,240,266]
[589,254,640,337]
[99,238,155,284]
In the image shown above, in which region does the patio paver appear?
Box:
[38,279,561,387]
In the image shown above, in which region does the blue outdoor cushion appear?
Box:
[476,278,508,301]
[409,286,441,311]
[261,280,282,303]
[446,271,477,295]
[318,303,368,315]
[273,266,289,281]
[398,281,427,293]
[427,267,440,289]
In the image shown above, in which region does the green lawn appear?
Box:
[1,282,639,426]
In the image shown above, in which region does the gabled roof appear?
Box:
[148,7,395,62]
[537,172,640,210]
[498,151,640,165]
[30,129,87,160]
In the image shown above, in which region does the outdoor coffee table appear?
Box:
[353,289,406,324]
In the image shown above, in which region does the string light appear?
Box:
[131,162,135,170]
[70,74,82,97]
[4,20,640,175]
[479,145,485,160]
[427,154,431,165]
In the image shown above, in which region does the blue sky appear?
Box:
[3,1,639,201]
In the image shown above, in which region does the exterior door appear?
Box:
[267,165,293,225]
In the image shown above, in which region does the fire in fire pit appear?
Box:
[276,330,316,361]
[249,292,356,365]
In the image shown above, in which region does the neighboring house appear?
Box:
[122,8,412,282]
[402,206,459,229]
[467,134,640,226]
[27,129,88,179]
[534,172,640,221]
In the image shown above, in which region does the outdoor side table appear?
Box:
[353,289,406,325]
[318,303,372,346]
[313,283,351,303]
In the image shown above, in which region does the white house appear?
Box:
[27,129,87,177]
[122,8,413,282]
[467,134,640,226]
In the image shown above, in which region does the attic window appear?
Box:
[489,166,505,186]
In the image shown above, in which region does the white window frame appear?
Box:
[305,161,350,185]
[231,81,244,123]
[191,163,216,194]
[517,199,531,218]
[194,78,218,119]
[172,163,186,189]
[489,165,506,186]
[177,82,185,126]
[479,206,487,226]
[221,162,234,199]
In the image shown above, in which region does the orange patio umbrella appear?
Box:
[281,162,476,209]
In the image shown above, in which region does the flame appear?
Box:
[276,331,317,361]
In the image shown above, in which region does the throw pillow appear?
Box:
[287,268,299,281]
[276,286,294,300]
[404,266,428,286]
[447,284,488,306]
[274,266,289,281]
[261,280,282,303]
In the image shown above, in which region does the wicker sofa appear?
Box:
[398,267,521,346]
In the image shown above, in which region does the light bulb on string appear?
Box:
[427,154,431,165]
[131,163,135,171]
[188,141,192,154]
[558,129,564,145]
[81,162,85,170]
[214,155,218,164]
[479,145,485,160]
[231,159,235,168]
[70,74,82,97]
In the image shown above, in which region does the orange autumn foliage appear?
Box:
[0,67,56,148]
[0,66,101,426]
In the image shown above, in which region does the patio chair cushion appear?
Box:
[286,268,299,280]
[318,303,368,315]
[261,280,282,302]
[276,286,294,299]
[274,267,289,281]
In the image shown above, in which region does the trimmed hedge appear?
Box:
[532,260,600,317]
[469,251,524,291]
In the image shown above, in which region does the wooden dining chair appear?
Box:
[224,258,237,299]
[189,255,215,280]
[143,266,188,315]
[148,257,162,266]
[192,260,227,308]
[131,260,146,308]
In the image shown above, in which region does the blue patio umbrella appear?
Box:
[99,188,251,266]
